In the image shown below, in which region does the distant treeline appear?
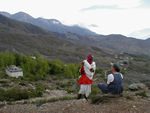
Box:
[0,51,80,81]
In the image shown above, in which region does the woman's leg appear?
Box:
[82,84,91,101]
[85,85,91,98]
[78,85,85,99]
[77,94,82,99]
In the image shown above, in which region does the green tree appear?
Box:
[50,60,64,74]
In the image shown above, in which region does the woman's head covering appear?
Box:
[87,54,94,64]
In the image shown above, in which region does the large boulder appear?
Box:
[129,83,148,91]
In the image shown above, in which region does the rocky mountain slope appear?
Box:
[0,14,114,65]
[62,33,150,56]
[0,11,97,36]
[1,11,150,56]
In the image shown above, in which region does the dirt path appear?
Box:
[1,97,150,113]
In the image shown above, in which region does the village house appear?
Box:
[5,65,23,78]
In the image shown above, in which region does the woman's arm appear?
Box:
[84,60,92,69]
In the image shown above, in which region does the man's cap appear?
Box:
[110,63,120,72]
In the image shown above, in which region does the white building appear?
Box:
[5,65,23,78]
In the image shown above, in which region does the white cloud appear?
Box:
[115,0,141,8]
[0,0,150,39]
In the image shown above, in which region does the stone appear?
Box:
[129,83,148,91]
[28,84,36,89]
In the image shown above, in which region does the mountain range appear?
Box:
[0,11,97,36]
[0,13,115,67]
[60,32,150,56]
[0,11,150,57]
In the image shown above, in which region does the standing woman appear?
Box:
[78,54,96,100]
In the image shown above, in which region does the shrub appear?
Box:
[35,83,47,91]
[49,86,57,90]
[123,92,134,100]
[50,60,64,74]
[95,68,104,75]
[0,87,43,101]
[91,95,110,104]
[0,88,29,101]
[28,89,43,98]
[50,60,79,78]
[65,88,77,93]
[56,81,74,88]
[32,96,76,105]
[135,91,148,98]
[0,51,16,70]
[121,69,126,74]
[64,63,79,78]
[51,76,65,80]
[0,51,80,80]
[134,58,147,62]
[90,85,101,96]
[0,72,8,79]
[125,95,134,100]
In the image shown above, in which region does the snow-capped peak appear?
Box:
[52,20,60,24]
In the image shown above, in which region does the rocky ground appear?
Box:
[0,90,150,113]
[0,97,150,113]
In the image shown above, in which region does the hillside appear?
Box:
[1,12,150,56]
[0,11,97,36]
[63,33,150,56]
[0,13,150,113]
[0,12,150,85]
[0,14,115,66]
[0,14,49,35]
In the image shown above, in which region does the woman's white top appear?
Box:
[83,60,96,80]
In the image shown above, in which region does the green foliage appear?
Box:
[120,69,126,74]
[32,96,76,105]
[90,85,101,96]
[0,87,43,101]
[51,76,65,80]
[65,88,77,93]
[28,88,43,98]
[50,60,64,74]
[95,68,105,78]
[0,72,9,79]
[123,61,128,64]
[33,51,40,58]
[135,91,148,98]
[134,57,147,62]
[123,92,134,100]
[90,95,110,104]
[49,86,57,90]
[0,51,16,70]
[56,81,74,88]
[0,51,80,81]
[35,83,47,91]
[64,63,79,78]
[124,95,134,100]
[50,60,79,78]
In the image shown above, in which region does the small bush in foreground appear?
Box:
[0,87,43,101]
[65,88,77,94]
[135,91,148,98]
[32,96,76,105]
[91,95,110,104]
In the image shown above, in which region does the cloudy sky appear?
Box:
[0,0,150,39]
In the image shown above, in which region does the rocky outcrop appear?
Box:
[129,83,148,91]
